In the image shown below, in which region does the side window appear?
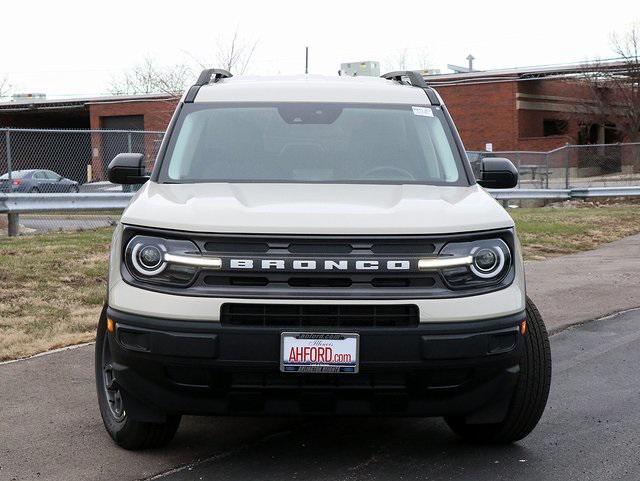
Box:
[33,171,46,180]
[46,171,61,180]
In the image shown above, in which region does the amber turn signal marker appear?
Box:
[107,318,115,333]
[520,319,527,336]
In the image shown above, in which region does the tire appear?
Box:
[69,185,79,193]
[95,305,181,450]
[445,297,552,444]
[29,187,40,193]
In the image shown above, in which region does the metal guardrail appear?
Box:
[2,187,640,236]
[0,193,134,214]
[487,186,640,200]
[488,188,571,200]
[490,186,640,200]
[0,193,134,236]
[570,186,640,198]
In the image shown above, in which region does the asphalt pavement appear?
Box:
[2,309,639,481]
[526,234,640,333]
[156,308,640,481]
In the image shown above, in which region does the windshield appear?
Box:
[158,103,468,185]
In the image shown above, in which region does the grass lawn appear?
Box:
[510,205,640,259]
[0,229,112,361]
[1,204,639,361]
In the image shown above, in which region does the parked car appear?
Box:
[0,169,80,193]
[97,69,551,450]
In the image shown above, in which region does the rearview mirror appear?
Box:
[107,153,149,185]
[477,157,518,189]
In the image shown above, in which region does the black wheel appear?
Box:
[445,297,551,444]
[29,187,40,193]
[69,185,79,193]
[95,305,181,450]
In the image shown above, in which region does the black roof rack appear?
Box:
[195,68,233,85]
[381,70,440,106]
[185,68,233,103]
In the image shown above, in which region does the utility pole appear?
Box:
[305,46,309,74]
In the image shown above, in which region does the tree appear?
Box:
[580,24,640,143]
[109,58,193,96]
[386,48,409,71]
[0,77,10,99]
[181,27,258,76]
[385,47,431,73]
[214,27,258,74]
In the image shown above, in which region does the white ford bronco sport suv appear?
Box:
[96,69,551,450]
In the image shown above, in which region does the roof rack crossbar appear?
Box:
[381,70,427,88]
[195,68,233,86]
[185,68,233,103]
[381,70,440,106]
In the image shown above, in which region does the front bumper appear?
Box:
[107,306,525,422]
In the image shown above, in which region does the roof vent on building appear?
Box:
[12,93,46,102]
[339,61,380,77]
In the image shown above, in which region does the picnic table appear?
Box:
[519,164,551,187]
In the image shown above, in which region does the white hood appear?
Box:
[121,182,514,235]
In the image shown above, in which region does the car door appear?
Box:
[31,171,49,192]
[45,171,65,192]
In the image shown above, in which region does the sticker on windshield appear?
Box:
[412,106,433,117]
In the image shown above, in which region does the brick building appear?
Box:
[0,94,178,130]
[0,63,631,182]
[0,63,627,153]
[425,63,626,152]
[0,94,178,181]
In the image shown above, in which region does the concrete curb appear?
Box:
[547,306,640,336]
[0,341,94,366]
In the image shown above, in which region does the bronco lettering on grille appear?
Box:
[228,259,411,271]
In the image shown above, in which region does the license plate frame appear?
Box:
[280,332,360,374]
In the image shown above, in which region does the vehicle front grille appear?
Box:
[203,274,437,289]
[121,228,516,300]
[221,303,419,328]
[194,234,451,299]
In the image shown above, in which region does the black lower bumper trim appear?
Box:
[106,307,525,420]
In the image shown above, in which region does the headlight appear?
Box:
[470,246,505,279]
[124,235,221,286]
[419,238,511,288]
[131,243,166,275]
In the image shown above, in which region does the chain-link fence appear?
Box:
[469,143,640,190]
[2,128,640,235]
[0,128,163,233]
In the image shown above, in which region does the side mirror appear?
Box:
[107,153,149,185]
[477,157,518,189]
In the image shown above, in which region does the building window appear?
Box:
[543,119,568,136]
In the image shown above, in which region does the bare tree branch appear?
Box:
[414,47,431,71]
[215,27,259,74]
[385,47,431,72]
[109,58,193,96]
[0,77,11,99]
[578,23,640,142]
[386,48,408,71]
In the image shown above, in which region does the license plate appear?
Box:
[280,332,359,373]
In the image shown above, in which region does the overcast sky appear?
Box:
[0,0,638,99]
